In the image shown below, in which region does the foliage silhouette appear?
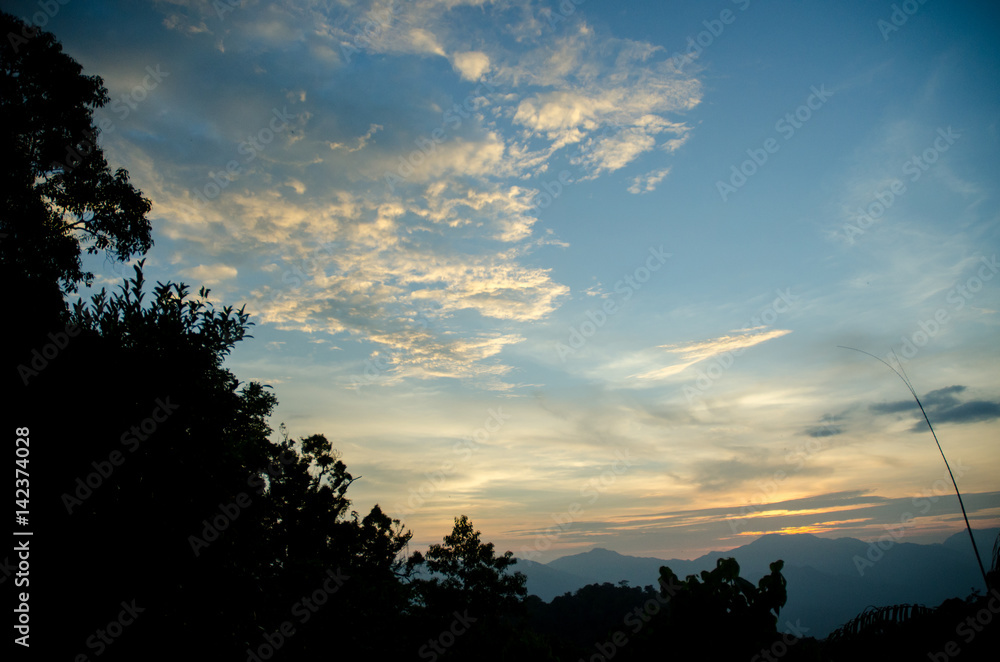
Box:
[1,10,152,297]
[17,261,421,660]
[409,514,526,612]
[526,581,663,661]
[824,592,999,662]
[828,602,933,641]
[650,557,789,658]
[408,515,552,660]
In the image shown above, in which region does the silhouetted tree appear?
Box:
[527,581,663,660]
[409,515,525,613]
[239,424,415,658]
[648,557,788,658]
[35,264,279,659]
[407,515,553,660]
[28,261,418,660]
[1,11,152,297]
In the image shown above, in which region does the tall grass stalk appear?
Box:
[838,346,989,592]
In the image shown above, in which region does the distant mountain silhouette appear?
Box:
[517,528,997,637]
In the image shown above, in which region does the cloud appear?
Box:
[743,490,889,513]
[451,50,491,81]
[490,21,699,175]
[931,400,1000,425]
[803,425,844,438]
[516,489,895,546]
[329,123,383,153]
[688,450,833,492]
[631,328,792,382]
[871,385,1000,430]
[77,0,706,391]
[628,166,671,194]
[405,27,447,56]
[567,489,1000,550]
[181,263,238,285]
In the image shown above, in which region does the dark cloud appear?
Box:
[800,412,849,438]
[870,399,917,414]
[870,385,1000,431]
[922,385,966,408]
[931,400,1000,425]
[804,425,843,438]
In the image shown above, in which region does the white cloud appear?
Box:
[98,0,703,391]
[628,167,672,194]
[633,329,793,382]
[181,263,239,285]
[451,50,491,81]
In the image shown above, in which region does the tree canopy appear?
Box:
[1,10,151,298]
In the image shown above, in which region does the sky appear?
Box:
[17,0,1000,563]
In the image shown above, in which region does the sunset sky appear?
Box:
[19,0,999,562]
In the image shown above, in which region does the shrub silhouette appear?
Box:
[651,557,788,658]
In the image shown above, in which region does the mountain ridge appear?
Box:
[515,527,998,638]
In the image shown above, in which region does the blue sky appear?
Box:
[20,0,1000,561]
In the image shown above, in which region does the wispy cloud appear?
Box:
[631,328,792,382]
[329,123,383,153]
[628,166,672,194]
[103,0,703,390]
